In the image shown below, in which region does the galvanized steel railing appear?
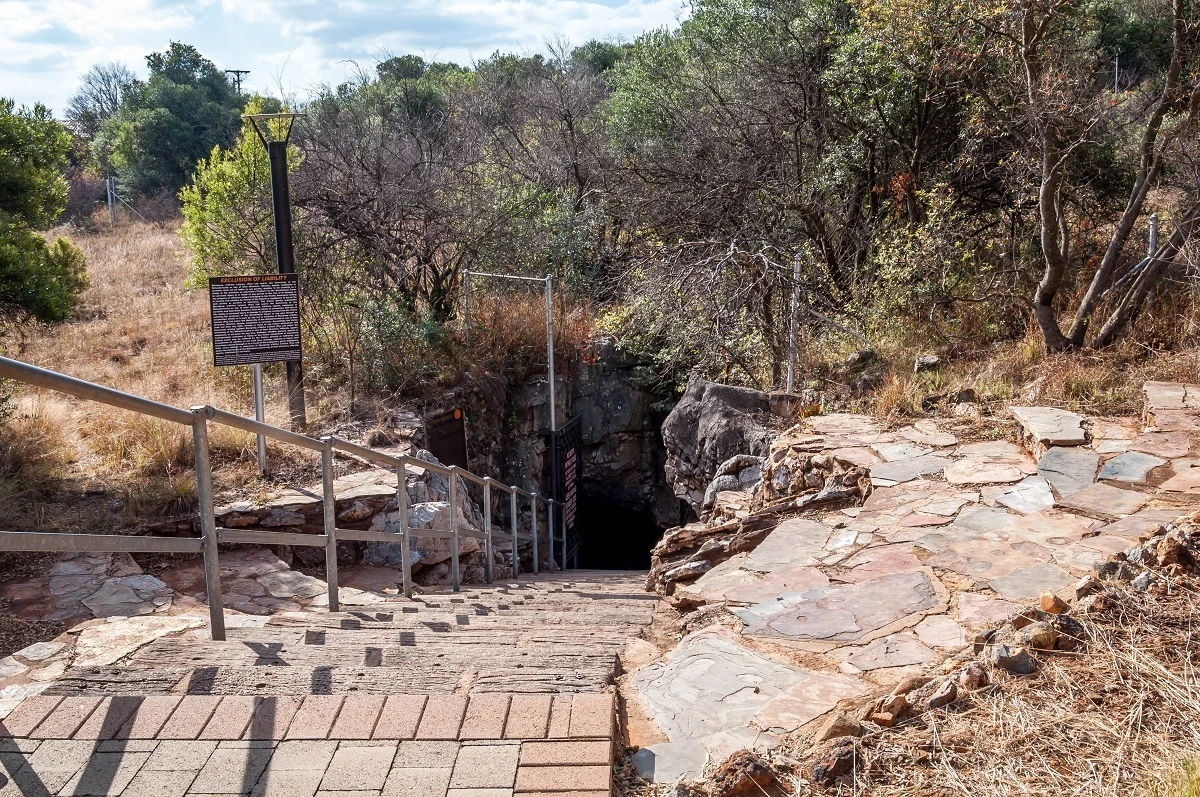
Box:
[0,356,563,641]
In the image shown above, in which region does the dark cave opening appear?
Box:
[574,496,665,570]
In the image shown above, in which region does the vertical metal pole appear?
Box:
[449,467,461,592]
[266,137,306,430]
[545,278,556,435]
[548,499,555,572]
[191,407,225,641]
[786,253,800,393]
[321,439,339,612]
[531,493,540,576]
[1149,214,1159,256]
[252,363,268,475]
[463,270,472,347]
[106,174,116,227]
[398,459,413,598]
[510,488,519,579]
[483,479,493,585]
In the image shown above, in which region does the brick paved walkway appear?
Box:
[0,573,652,796]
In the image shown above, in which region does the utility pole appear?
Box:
[225,70,250,94]
[246,113,307,430]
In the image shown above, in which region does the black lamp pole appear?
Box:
[248,113,307,430]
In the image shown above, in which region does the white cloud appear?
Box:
[0,0,687,113]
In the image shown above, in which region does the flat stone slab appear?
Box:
[1144,381,1200,411]
[807,414,884,436]
[837,633,936,671]
[743,519,830,571]
[1099,451,1167,484]
[736,570,940,644]
[1038,447,1100,496]
[993,476,1055,514]
[944,459,1025,485]
[870,455,952,484]
[630,628,812,741]
[722,566,829,605]
[674,554,761,605]
[873,442,932,462]
[1011,406,1088,448]
[988,562,1075,601]
[1129,431,1193,459]
[899,421,958,448]
[1055,482,1149,520]
[632,727,776,784]
[751,672,868,732]
[913,615,966,649]
[1159,467,1200,493]
[1099,508,1185,538]
[956,592,1021,627]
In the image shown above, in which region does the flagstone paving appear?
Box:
[628,386,1200,782]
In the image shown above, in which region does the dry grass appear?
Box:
[0,221,295,533]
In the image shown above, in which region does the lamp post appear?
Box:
[245,112,307,431]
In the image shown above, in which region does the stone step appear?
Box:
[47,661,619,696]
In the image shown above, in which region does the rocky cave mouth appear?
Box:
[574,496,665,570]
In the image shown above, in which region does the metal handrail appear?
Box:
[0,355,569,641]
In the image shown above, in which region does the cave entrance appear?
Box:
[574,496,664,570]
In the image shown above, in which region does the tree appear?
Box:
[94,43,242,197]
[66,62,136,140]
[0,99,88,331]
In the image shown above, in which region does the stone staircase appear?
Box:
[0,572,656,796]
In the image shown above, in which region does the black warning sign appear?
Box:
[209,274,302,367]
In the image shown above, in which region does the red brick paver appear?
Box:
[157,695,222,739]
[415,695,467,740]
[116,696,183,739]
[520,740,611,766]
[546,696,572,738]
[0,695,62,737]
[244,696,300,739]
[332,694,386,740]
[373,694,427,739]
[458,695,510,740]
[30,696,102,739]
[503,695,551,739]
[199,695,257,739]
[515,764,610,792]
[286,695,345,740]
[567,694,613,739]
[73,695,144,739]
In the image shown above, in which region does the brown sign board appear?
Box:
[209,274,302,367]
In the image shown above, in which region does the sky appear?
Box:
[1,0,689,114]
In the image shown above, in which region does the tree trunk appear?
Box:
[1091,202,1200,348]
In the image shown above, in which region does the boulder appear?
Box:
[810,738,858,786]
[711,750,781,796]
[988,644,1034,674]
[662,373,775,515]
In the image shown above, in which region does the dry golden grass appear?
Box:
[0,221,297,531]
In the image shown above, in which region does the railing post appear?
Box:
[531,493,540,576]
[510,488,519,579]
[320,438,339,612]
[190,406,225,642]
[398,458,413,599]
[483,478,494,585]
[449,467,461,592]
[548,500,556,573]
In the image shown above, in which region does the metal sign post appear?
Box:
[251,363,268,474]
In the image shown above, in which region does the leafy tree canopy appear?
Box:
[0,99,87,329]
[94,42,243,198]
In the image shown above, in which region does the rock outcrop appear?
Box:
[661,373,777,514]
